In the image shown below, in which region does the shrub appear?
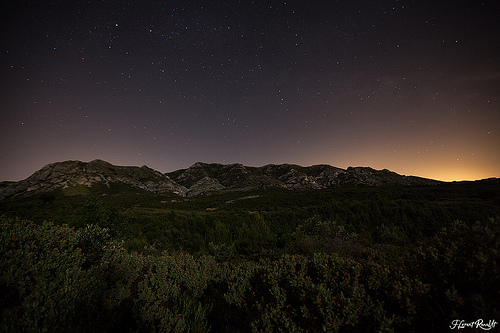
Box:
[0,217,107,331]
[7,215,493,332]
[75,223,123,267]
[0,217,136,332]
[411,219,500,330]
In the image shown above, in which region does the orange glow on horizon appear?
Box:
[413,169,499,182]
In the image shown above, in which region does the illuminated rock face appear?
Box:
[0,160,441,200]
[168,162,441,196]
[0,159,188,200]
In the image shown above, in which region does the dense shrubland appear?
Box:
[2,216,499,332]
[1,184,499,331]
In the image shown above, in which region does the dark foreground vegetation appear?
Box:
[1,181,499,332]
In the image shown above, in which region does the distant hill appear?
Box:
[166,162,441,196]
[0,160,186,200]
[0,159,449,200]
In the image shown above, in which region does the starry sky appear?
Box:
[1,0,499,182]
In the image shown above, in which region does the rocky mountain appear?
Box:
[0,159,187,200]
[167,162,440,196]
[0,160,442,200]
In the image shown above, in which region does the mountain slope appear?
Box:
[0,160,442,200]
[0,159,187,200]
[167,162,440,196]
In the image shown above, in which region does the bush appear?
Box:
[75,224,123,267]
[0,217,137,332]
[0,217,107,331]
[411,219,500,331]
[4,215,496,332]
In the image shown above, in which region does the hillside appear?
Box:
[0,159,442,200]
[1,160,500,332]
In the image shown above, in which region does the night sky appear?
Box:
[1,1,499,182]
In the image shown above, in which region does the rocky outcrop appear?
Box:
[186,176,226,197]
[0,159,187,200]
[260,164,344,190]
[341,167,441,186]
[0,160,442,200]
[167,162,440,196]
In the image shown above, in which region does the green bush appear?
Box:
[133,253,217,332]
[75,223,123,267]
[0,217,139,332]
[2,214,497,332]
[411,219,500,330]
[0,217,107,331]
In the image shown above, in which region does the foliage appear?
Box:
[0,217,120,332]
[73,197,118,229]
[3,215,498,331]
[74,224,123,267]
[1,181,499,331]
[410,219,500,331]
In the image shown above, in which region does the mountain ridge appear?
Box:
[0,159,448,200]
